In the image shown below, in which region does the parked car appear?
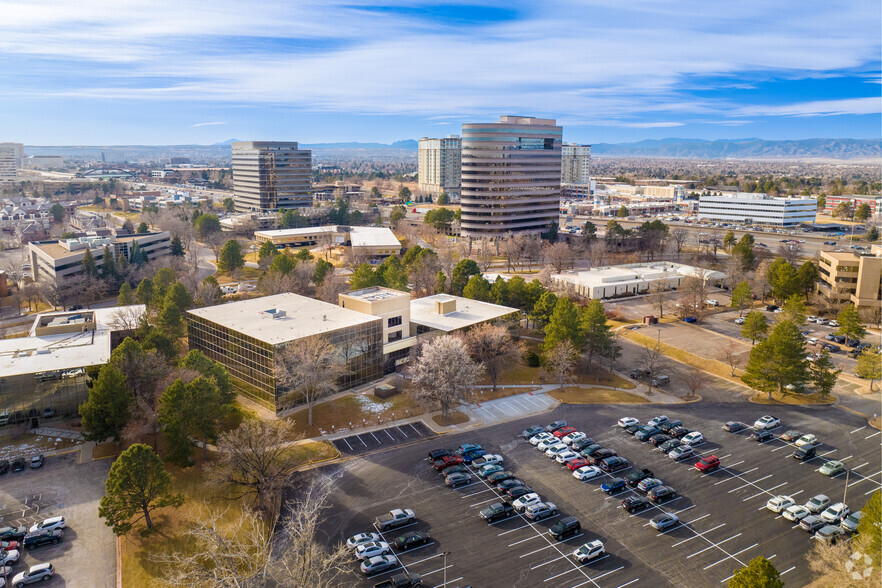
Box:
[587,449,618,465]
[800,515,826,534]
[658,439,681,453]
[555,451,581,464]
[471,454,503,468]
[754,415,780,430]
[782,505,811,522]
[495,478,525,493]
[432,456,464,471]
[445,472,471,488]
[795,434,818,447]
[669,446,694,461]
[486,471,515,483]
[480,502,516,523]
[601,478,627,495]
[650,513,679,531]
[506,486,534,501]
[512,493,543,513]
[347,532,381,550]
[0,461,8,475]
[440,465,468,477]
[478,464,504,478]
[524,502,557,521]
[766,495,795,513]
[622,496,651,513]
[647,415,669,427]
[393,531,431,551]
[375,510,415,532]
[573,465,603,481]
[821,503,850,525]
[537,438,562,452]
[793,444,818,461]
[0,528,26,542]
[530,433,555,446]
[680,431,704,446]
[29,455,43,469]
[11,562,54,586]
[751,429,774,442]
[28,516,65,534]
[648,433,671,446]
[549,516,581,540]
[637,477,663,493]
[360,554,399,575]
[545,420,568,432]
[570,438,596,452]
[552,426,578,439]
[648,485,677,504]
[22,529,62,550]
[695,455,720,473]
[625,468,654,488]
[635,426,661,442]
[427,449,450,462]
[658,420,683,432]
[562,431,588,446]
[10,458,24,473]
[0,549,20,567]
[356,541,392,560]
[779,430,802,443]
[669,427,692,439]
[373,572,422,588]
[734,317,745,325]
[814,525,844,545]
[521,426,545,439]
[617,417,639,428]
[545,445,570,459]
[623,424,642,435]
[840,511,861,534]
[599,456,629,472]
[806,495,831,514]
[572,540,605,563]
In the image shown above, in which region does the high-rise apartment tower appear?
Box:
[0,143,24,180]
[561,143,591,184]
[418,136,461,199]
[232,142,312,212]
[460,116,562,238]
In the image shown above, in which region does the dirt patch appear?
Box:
[0,433,82,460]
[870,416,881,430]
[622,329,742,382]
[284,393,425,439]
[548,387,650,404]
[433,410,470,427]
[92,442,120,460]
[750,391,836,405]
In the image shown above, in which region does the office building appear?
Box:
[418,136,462,199]
[698,193,816,226]
[0,306,145,424]
[0,143,24,180]
[28,232,171,282]
[824,195,881,217]
[232,141,312,212]
[552,262,725,300]
[561,144,591,185]
[816,245,881,312]
[254,225,401,258]
[460,116,563,238]
[187,289,519,411]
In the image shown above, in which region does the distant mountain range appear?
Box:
[212,139,419,150]
[590,138,880,160]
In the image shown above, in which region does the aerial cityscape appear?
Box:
[0,2,880,588]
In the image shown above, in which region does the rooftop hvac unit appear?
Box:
[262,309,286,319]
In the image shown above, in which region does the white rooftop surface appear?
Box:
[1,305,145,378]
[553,263,724,287]
[255,226,339,238]
[409,295,518,332]
[345,286,410,301]
[186,293,379,345]
[350,226,400,248]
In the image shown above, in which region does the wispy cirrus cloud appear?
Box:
[191,121,227,127]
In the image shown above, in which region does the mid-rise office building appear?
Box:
[698,193,816,226]
[232,141,312,212]
[460,116,563,238]
[28,232,171,282]
[816,245,881,312]
[418,136,462,199]
[824,195,881,217]
[561,143,591,185]
[0,143,24,180]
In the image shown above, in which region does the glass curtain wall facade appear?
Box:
[188,314,383,412]
[232,141,313,213]
[0,369,92,425]
[460,116,562,238]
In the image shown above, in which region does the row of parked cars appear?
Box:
[766,493,858,545]
[0,516,65,587]
[0,455,44,475]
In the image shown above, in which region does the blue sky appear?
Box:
[1,0,879,145]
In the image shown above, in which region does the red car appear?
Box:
[0,540,18,551]
[433,455,464,471]
[552,426,577,439]
[566,458,591,471]
[695,455,720,473]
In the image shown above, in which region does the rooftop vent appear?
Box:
[434,298,457,315]
[261,309,286,320]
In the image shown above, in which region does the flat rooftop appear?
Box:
[553,262,725,287]
[0,306,145,378]
[255,226,339,238]
[30,233,166,260]
[409,294,518,332]
[350,227,400,248]
[186,293,379,345]
[344,287,410,302]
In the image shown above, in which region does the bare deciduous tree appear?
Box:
[718,340,742,376]
[585,238,607,268]
[546,242,575,273]
[464,324,524,392]
[544,340,578,389]
[274,336,344,424]
[669,229,689,260]
[314,271,348,304]
[647,280,671,318]
[316,231,336,262]
[681,366,709,399]
[411,335,483,417]
[638,332,668,395]
[777,241,803,265]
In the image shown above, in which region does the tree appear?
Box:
[160,374,233,465]
[810,351,841,399]
[795,261,818,299]
[99,444,184,536]
[111,337,170,449]
[313,258,334,286]
[222,197,235,213]
[780,294,806,326]
[169,235,184,256]
[424,207,456,232]
[194,213,221,239]
[49,202,66,223]
[854,202,871,221]
[867,226,880,242]
[727,556,783,588]
[836,304,867,342]
[616,205,628,218]
[129,241,146,266]
[855,348,882,392]
[117,282,134,306]
[582,221,597,242]
[718,341,742,376]
[742,320,809,401]
[436,192,450,205]
[411,335,483,418]
[857,491,881,568]
[398,186,412,202]
[723,230,736,250]
[258,240,279,268]
[79,365,132,442]
[462,274,492,302]
[122,219,135,233]
[434,269,447,294]
[389,206,406,227]
[543,340,577,389]
[465,324,522,392]
[639,333,668,395]
[669,228,688,260]
[528,291,558,329]
[543,297,583,353]
[730,281,753,317]
[581,299,614,367]
[269,252,296,275]
[731,234,755,270]
[82,248,98,278]
[274,336,344,424]
[217,239,245,273]
[137,221,150,234]
[546,242,575,272]
[767,258,798,302]
[833,201,854,220]
[450,258,480,296]
[349,263,379,290]
[135,278,153,306]
[647,280,671,318]
[682,366,709,399]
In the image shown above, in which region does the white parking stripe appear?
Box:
[431,577,463,588]
[865,431,881,439]
[687,533,742,558]
[461,487,493,498]
[850,426,867,434]
[371,432,381,443]
[508,534,545,547]
[684,513,710,526]
[702,543,758,570]
[818,449,837,457]
[530,553,569,569]
[849,471,882,487]
[385,429,395,441]
[672,523,725,546]
[420,564,453,577]
[469,496,501,507]
[744,483,787,501]
[342,438,353,451]
[396,426,408,438]
[729,474,772,492]
[613,579,640,588]
[851,462,870,470]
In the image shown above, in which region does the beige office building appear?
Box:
[29,232,171,282]
[418,136,461,199]
[232,141,312,212]
[460,116,562,238]
[0,143,24,180]
[816,245,882,312]
[561,143,591,185]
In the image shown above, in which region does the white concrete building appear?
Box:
[698,193,816,226]
[418,136,462,199]
[552,262,725,300]
[254,225,401,257]
[561,144,591,185]
[0,143,24,180]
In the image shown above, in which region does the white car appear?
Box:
[473,454,504,467]
[782,505,811,522]
[0,549,20,566]
[618,417,639,428]
[562,431,587,445]
[555,450,580,464]
[360,554,398,575]
[821,503,850,524]
[29,516,65,534]
[754,415,780,430]
[346,532,380,549]
[531,432,555,446]
[807,337,818,345]
[537,438,561,451]
[572,540,605,563]
[648,415,669,427]
[735,317,745,325]
[573,465,603,481]
[795,434,817,447]
[512,493,543,512]
[545,444,569,458]
[524,502,557,521]
[355,541,391,560]
[828,320,840,327]
[766,495,795,513]
[680,432,704,446]
[12,563,55,587]
[805,494,831,514]
[669,446,694,460]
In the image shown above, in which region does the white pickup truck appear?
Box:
[375,509,415,532]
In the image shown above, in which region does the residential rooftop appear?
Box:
[185,293,380,345]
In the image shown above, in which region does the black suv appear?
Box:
[23,528,63,549]
[393,531,431,551]
[752,430,774,442]
[549,516,581,540]
[622,496,651,513]
[626,469,654,488]
[0,460,8,475]
[599,456,629,472]
[480,502,515,523]
[374,572,423,588]
[10,458,24,472]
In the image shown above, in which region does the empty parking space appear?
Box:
[470,392,558,424]
[333,421,435,455]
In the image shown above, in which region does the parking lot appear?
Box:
[319,401,880,587]
[333,421,435,456]
[0,452,115,587]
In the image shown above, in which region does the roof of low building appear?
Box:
[349,226,400,248]
[409,294,518,332]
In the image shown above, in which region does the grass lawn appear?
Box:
[213,266,262,283]
[92,442,120,460]
[548,387,649,404]
[622,329,741,382]
[284,393,425,439]
[433,410,470,427]
[751,391,836,405]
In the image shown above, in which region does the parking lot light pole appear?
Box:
[443,551,450,587]
[843,469,849,506]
